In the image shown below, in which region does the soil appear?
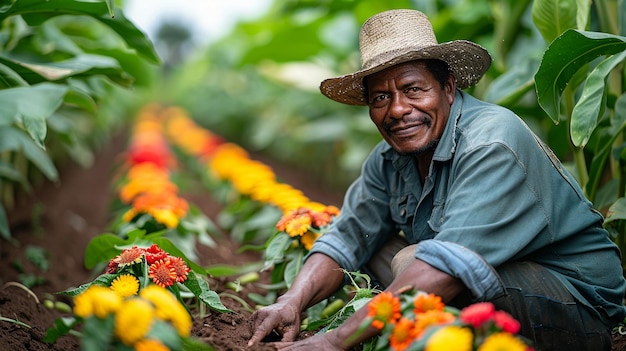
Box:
[2,131,626,351]
[0,132,344,351]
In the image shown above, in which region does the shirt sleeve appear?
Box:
[308,143,398,272]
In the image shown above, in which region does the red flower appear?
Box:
[493,310,521,334]
[459,302,496,329]
[148,259,177,288]
[168,256,190,283]
[145,244,169,265]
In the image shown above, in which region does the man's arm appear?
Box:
[248,253,345,346]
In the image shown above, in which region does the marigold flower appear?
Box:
[73,285,122,319]
[477,332,528,351]
[140,285,192,336]
[460,302,496,329]
[110,274,140,297]
[134,339,170,351]
[413,292,445,314]
[493,310,521,334]
[113,246,144,268]
[367,291,402,329]
[114,298,155,345]
[310,211,332,228]
[425,325,473,351]
[148,259,177,288]
[168,256,190,283]
[390,317,418,351]
[414,309,456,338]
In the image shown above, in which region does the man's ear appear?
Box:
[445,74,457,104]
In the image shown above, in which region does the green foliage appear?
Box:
[0,0,159,240]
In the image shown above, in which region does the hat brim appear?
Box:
[319,40,491,106]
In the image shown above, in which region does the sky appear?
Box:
[124,0,272,45]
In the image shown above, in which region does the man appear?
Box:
[248,9,626,350]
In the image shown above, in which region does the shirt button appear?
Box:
[400,208,406,216]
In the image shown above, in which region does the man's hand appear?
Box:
[248,300,302,346]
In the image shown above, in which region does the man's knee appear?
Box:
[391,244,418,279]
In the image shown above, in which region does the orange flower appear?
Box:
[284,214,312,237]
[168,256,190,283]
[460,302,496,329]
[414,310,456,338]
[113,246,144,268]
[367,291,402,329]
[148,259,177,288]
[390,317,418,351]
[413,292,445,314]
[300,231,320,251]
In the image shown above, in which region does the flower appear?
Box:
[493,310,521,334]
[413,292,445,314]
[148,259,177,288]
[460,301,496,329]
[425,325,473,351]
[114,298,155,345]
[477,332,528,351]
[113,246,144,268]
[140,285,192,337]
[110,274,140,297]
[134,339,170,351]
[414,309,456,338]
[168,256,190,283]
[73,285,122,319]
[300,231,320,251]
[284,213,312,237]
[145,244,169,265]
[367,291,402,329]
[389,317,417,351]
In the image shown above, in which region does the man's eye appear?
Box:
[406,87,421,95]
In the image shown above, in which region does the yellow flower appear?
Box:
[110,274,139,297]
[477,332,528,351]
[300,231,320,251]
[114,298,155,346]
[73,285,122,319]
[134,339,170,351]
[425,326,473,351]
[140,285,192,336]
[284,214,312,237]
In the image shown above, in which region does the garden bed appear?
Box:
[0,132,342,351]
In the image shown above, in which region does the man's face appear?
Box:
[366,61,455,156]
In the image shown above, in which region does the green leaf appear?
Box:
[0,126,58,181]
[0,83,67,148]
[535,30,626,123]
[60,274,118,296]
[264,232,291,264]
[605,198,626,224]
[531,0,578,43]
[83,233,128,269]
[570,50,626,147]
[284,250,304,288]
[205,262,264,277]
[43,317,79,343]
[182,271,231,313]
[81,315,114,351]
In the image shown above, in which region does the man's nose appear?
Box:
[389,94,412,119]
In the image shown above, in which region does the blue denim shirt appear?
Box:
[309,90,626,325]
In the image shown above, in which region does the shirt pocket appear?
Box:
[428,200,445,233]
[389,193,413,226]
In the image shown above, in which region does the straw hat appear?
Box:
[319,9,491,106]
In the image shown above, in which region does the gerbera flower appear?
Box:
[493,310,521,334]
[73,285,122,319]
[414,310,456,338]
[460,302,496,329]
[140,284,192,337]
[367,291,402,329]
[425,325,473,351]
[310,210,332,228]
[284,214,312,237]
[110,274,140,297]
[148,259,177,288]
[390,317,418,351]
[113,246,144,268]
[413,292,445,314]
[168,256,190,283]
[114,298,155,346]
[477,332,528,351]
